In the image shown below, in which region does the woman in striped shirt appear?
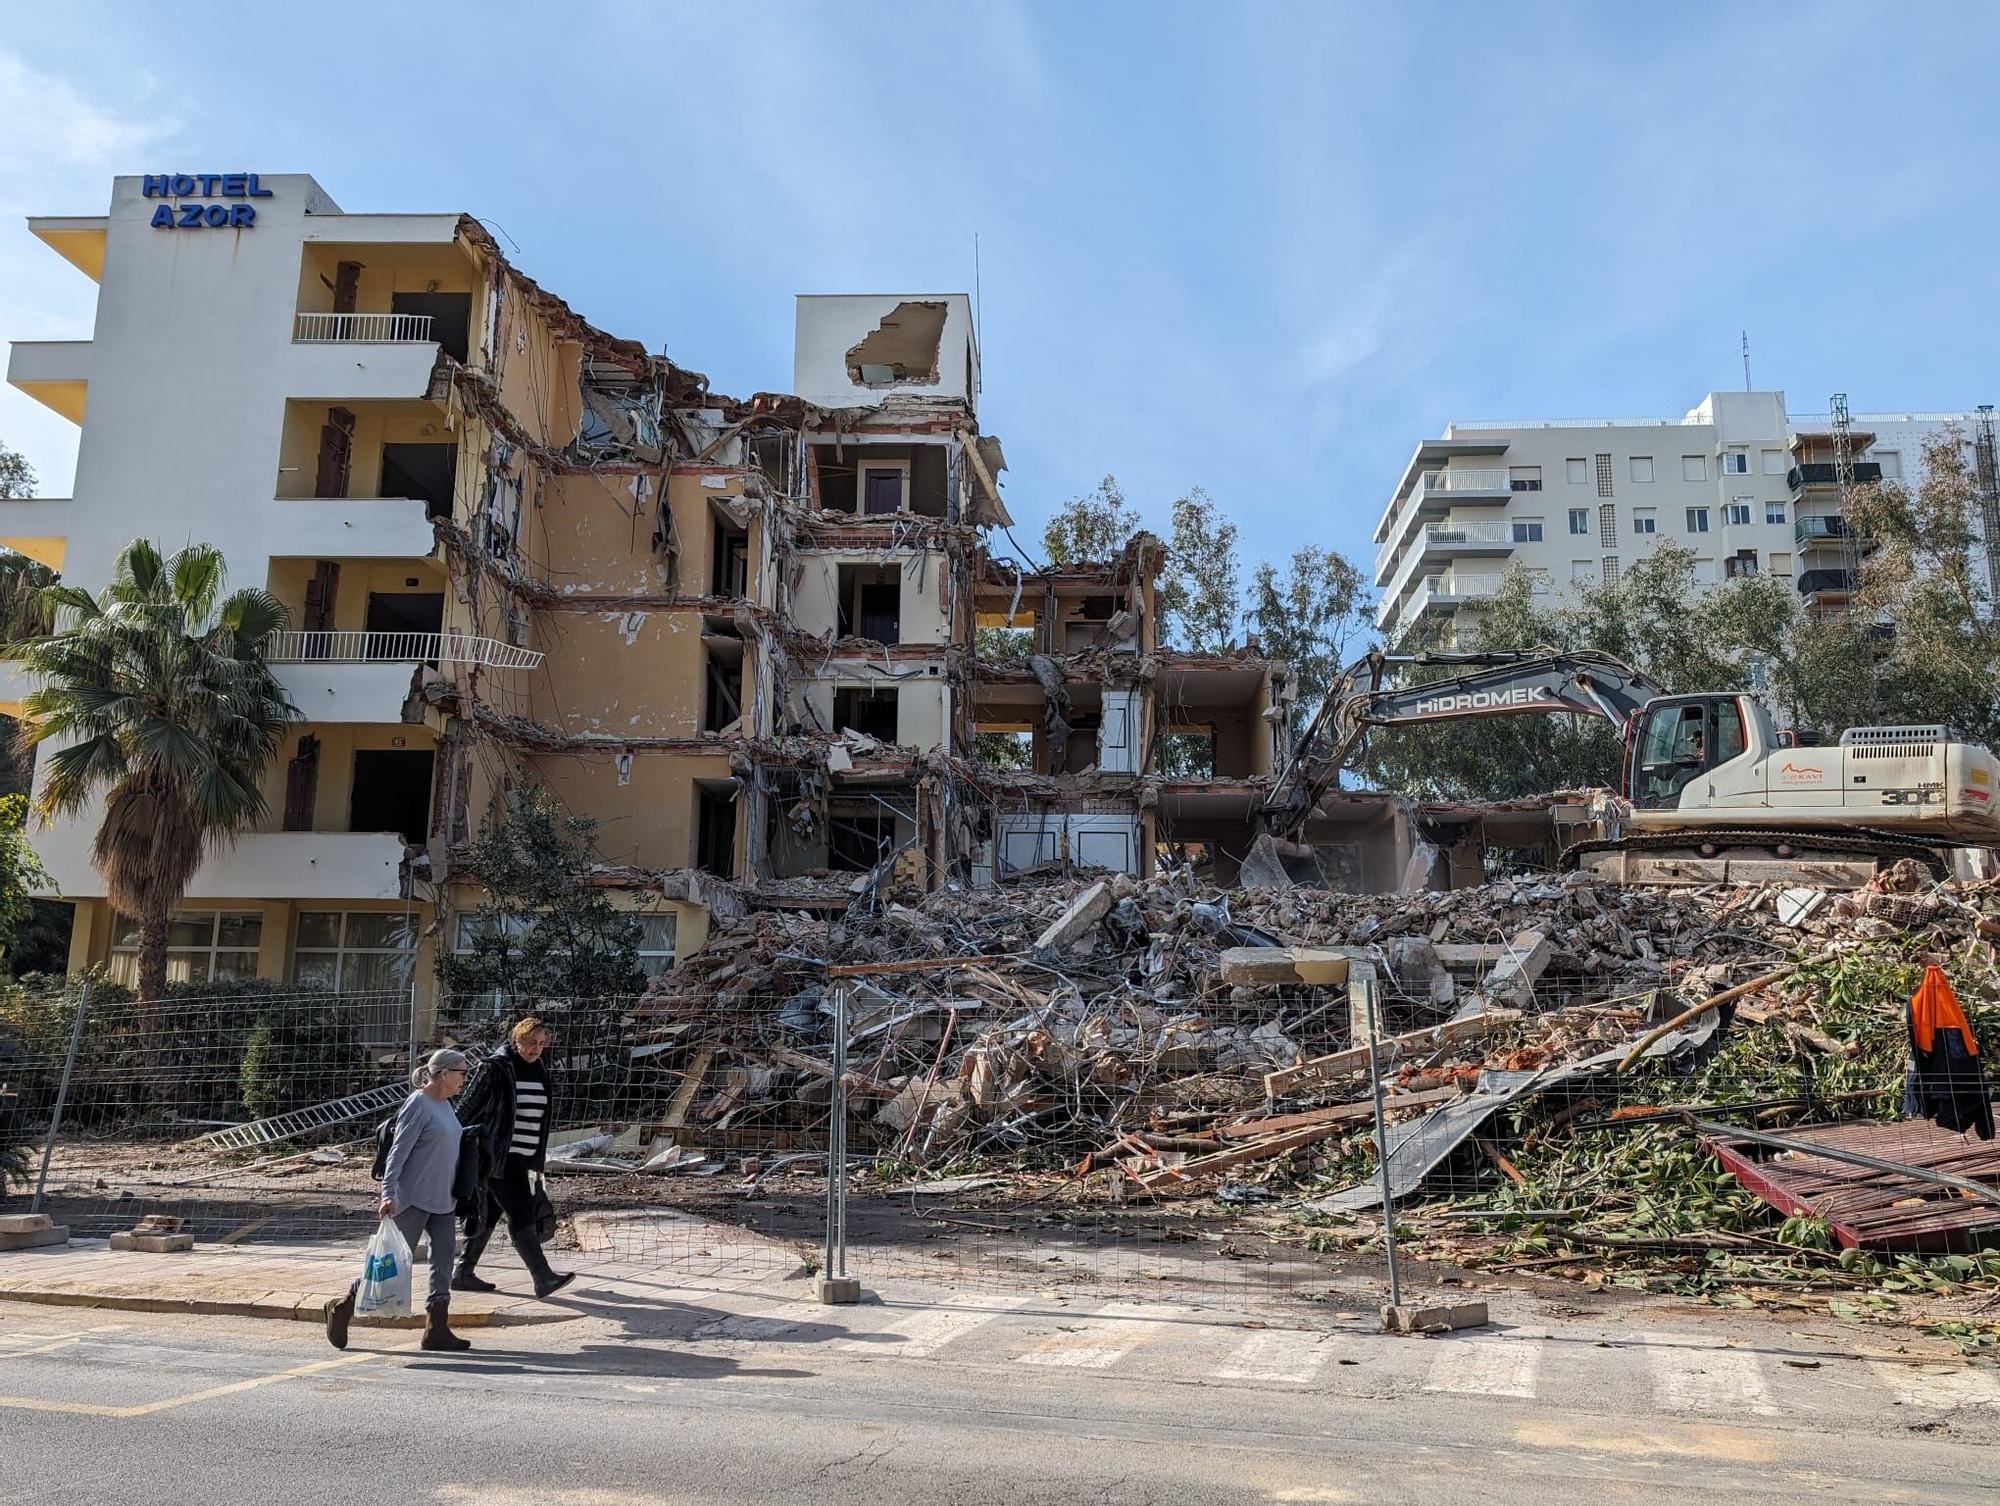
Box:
[452,1016,575,1300]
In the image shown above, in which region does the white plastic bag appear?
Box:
[355,1217,413,1319]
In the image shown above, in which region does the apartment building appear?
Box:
[2,172,1305,1016]
[1372,390,1987,645]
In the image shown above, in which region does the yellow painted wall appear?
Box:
[266,557,445,632]
[526,750,732,870]
[295,243,476,317]
[275,400,458,502]
[261,724,438,834]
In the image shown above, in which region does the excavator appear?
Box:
[1260,648,2000,886]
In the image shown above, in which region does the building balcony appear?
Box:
[1377,518,1518,594]
[271,497,439,558]
[282,336,444,403]
[1791,461,1883,492]
[35,825,412,903]
[1796,568,1856,599]
[1375,469,1518,580]
[268,630,541,670]
[1378,572,1512,635]
[6,339,92,423]
[294,312,436,345]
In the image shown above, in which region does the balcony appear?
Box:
[1377,518,1519,595]
[271,497,439,559]
[282,336,444,403]
[34,821,411,902]
[1796,568,1856,598]
[1379,572,1512,634]
[1792,461,1884,491]
[6,339,92,422]
[268,631,541,671]
[294,312,435,344]
[1414,468,1513,506]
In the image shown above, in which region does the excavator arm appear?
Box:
[1261,648,1665,840]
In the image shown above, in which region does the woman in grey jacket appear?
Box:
[325,1049,473,1353]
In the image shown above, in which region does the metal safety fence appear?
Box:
[1,925,1996,1332]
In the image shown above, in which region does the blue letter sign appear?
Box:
[143,173,273,230]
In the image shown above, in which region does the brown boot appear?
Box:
[324,1281,357,1351]
[420,1297,471,1352]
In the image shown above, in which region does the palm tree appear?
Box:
[13,541,297,1022]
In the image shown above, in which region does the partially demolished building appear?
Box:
[3,173,1376,1017]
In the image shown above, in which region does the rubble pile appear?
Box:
[527,863,1996,1224]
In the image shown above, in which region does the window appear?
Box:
[1722,449,1750,475]
[1726,503,1752,526]
[1594,454,1614,497]
[1601,556,1621,585]
[1877,450,1901,480]
[1568,507,1590,535]
[451,913,678,982]
[633,914,678,976]
[1771,551,1793,576]
[110,911,262,988]
[1633,511,1657,535]
[1527,568,1552,593]
[1765,500,1787,526]
[1725,551,1759,579]
[1598,503,1617,548]
[1565,458,1588,484]
[293,911,416,995]
[1761,449,1786,475]
[1511,519,1543,543]
[1685,507,1710,533]
[1682,455,1707,482]
[1694,558,1716,581]
[1629,456,1654,484]
[1509,466,1542,492]
[1716,701,1746,762]
[1570,559,1594,581]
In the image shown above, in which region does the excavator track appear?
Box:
[1560,826,1951,880]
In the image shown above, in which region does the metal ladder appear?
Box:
[193,1081,406,1154]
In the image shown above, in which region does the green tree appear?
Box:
[1042,476,1142,565]
[0,438,33,501]
[1161,489,1240,651]
[0,549,59,644]
[14,540,296,1014]
[436,785,644,1001]
[1245,545,1369,743]
[0,795,50,973]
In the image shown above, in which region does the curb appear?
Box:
[0,1286,579,1328]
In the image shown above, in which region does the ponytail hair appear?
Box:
[412,1047,470,1089]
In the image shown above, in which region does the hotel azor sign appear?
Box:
[143,174,274,229]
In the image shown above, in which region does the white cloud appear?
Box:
[0,48,178,497]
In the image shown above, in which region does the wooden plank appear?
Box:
[1264,1009,1524,1098]
[662,1047,714,1130]
[1216,1086,1460,1141]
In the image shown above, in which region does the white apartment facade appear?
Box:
[1372,390,1986,644]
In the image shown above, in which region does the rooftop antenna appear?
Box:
[1741,330,1752,391]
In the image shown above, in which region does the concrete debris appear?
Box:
[517,858,2000,1252]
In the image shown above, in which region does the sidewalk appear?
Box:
[0,1238,583,1329]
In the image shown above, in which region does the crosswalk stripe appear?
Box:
[1869,1361,2000,1411]
[1638,1332,1778,1417]
[1013,1301,1194,1370]
[1422,1338,1539,1398]
[1214,1329,1333,1385]
[835,1294,1033,1358]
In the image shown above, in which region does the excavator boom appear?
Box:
[1263,649,1664,839]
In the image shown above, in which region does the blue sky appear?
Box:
[3,2,1996,594]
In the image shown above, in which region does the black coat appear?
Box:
[455,1045,556,1174]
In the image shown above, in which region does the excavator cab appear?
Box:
[1628,694,1747,809]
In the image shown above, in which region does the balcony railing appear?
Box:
[293,312,436,344]
[266,630,541,670]
[1417,468,1511,496]
[1795,515,1852,547]
[1792,461,1884,489]
[1796,568,1855,598]
[1421,520,1515,547]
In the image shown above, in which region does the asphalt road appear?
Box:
[1,1281,1994,1506]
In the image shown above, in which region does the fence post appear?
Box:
[30,982,90,1217]
[1359,965,1403,1309]
[407,977,420,1069]
[817,977,860,1303]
